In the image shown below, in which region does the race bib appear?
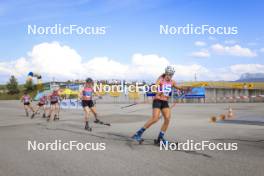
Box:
[163,84,172,97]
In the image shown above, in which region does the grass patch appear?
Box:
[0,90,37,100]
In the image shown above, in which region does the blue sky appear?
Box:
[0,0,264,83]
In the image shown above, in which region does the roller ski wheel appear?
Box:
[54,117,60,121]
[53,115,60,121]
[84,126,92,132]
[87,127,92,132]
[84,124,92,132]
[132,134,144,144]
[154,138,169,146]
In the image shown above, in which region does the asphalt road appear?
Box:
[0,101,263,176]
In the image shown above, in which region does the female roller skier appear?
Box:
[21,92,35,117]
[81,78,109,131]
[31,95,48,119]
[47,90,60,122]
[132,66,190,144]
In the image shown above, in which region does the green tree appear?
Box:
[24,79,35,92]
[6,75,20,94]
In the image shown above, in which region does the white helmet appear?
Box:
[165,66,175,75]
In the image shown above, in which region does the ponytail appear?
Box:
[160,73,166,78]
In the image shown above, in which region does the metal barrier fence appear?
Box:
[59,88,264,109]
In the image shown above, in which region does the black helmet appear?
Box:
[85,78,93,83]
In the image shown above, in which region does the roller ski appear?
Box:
[131,133,144,144]
[54,114,60,121]
[154,137,169,145]
[154,137,178,147]
[84,122,92,131]
[30,112,35,119]
[94,119,111,126]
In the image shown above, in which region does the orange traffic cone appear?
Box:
[227,105,233,118]
[210,116,217,123]
[219,114,226,120]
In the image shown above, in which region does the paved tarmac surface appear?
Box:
[0,100,263,176]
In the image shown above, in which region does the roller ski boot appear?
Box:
[31,112,35,119]
[84,122,92,132]
[54,114,59,121]
[132,133,144,144]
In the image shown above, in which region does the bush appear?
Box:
[24,79,35,92]
[6,75,20,95]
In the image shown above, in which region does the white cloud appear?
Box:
[260,48,264,52]
[130,53,169,78]
[206,68,238,81]
[172,64,209,79]
[191,50,210,58]
[194,41,206,47]
[83,57,129,79]
[230,64,264,74]
[0,42,176,81]
[0,42,263,83]
[0,62,12,75]
[30,42,85,79]
[211,43,257,57]
[205,64,264,81]
[224,40,237,45]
